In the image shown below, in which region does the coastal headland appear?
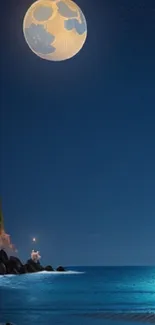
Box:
[0,249,65,275]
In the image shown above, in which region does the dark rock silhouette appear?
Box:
[0,249,65,275]
[25,262,37,273]
[56,266,65,272]
[26,259,44,272]
[10,256,23,268]
[0,261,6,275]
[19,264,28,274]
[11,268,19,275]
[6,256,23,274]
[0,249,9,264]
[44,265,54,271]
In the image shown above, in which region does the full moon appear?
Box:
[23,0,87,61]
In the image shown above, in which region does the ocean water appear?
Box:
[0,266,155,325]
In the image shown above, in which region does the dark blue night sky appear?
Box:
[1,0,155,266]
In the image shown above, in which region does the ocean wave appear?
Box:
[0,270,84,279]
[31,270,85,275]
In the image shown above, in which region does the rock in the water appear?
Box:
[5,257,23,274]
[19,265,28,274]
[25,262,37,273]
[0,262,6,275]
[0,249,9,264]
[44,265,54,271]
[56,266,65,272]
[6,260,19,274]
[10,255,23,266]
[11,268,19,275]
[27,259,44,272]
[9,256,23,271]
[0,249,65,275]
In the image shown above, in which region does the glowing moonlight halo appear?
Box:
[23,0,87,61]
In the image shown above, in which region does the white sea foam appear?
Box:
[38,270,84,275]
[0,270,84,280]
[25,270,85,276]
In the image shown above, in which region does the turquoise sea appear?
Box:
[0,266,155,325]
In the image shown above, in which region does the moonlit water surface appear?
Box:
[0,267,155,325]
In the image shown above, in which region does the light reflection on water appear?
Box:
[0,267,155,325]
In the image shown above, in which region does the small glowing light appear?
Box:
[32,237,36,242]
